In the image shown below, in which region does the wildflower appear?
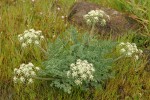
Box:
[67,59,95,85]
[61,16,65,19]
[83,9,109,26]
[13,76,18,83]
[126,52,132,57]
[67,71,71,77]
[89,75,94,80]
[20,76,25,83]
[118,42,143,60]
[18,29,44,48]
[40,36,44,39]
[32,0,35,2]
[16,69,21,75]
[134,55,139,61]
[74,79,82,85]
[27,39,32,44]
[22,43,27,48]
[13,62,40,84]
[57,7,60,11]
[34,40,39,45]
[19,37,24,42]
[28,62,34,67]
[30,71,36,76]
[35,67,40,71]
[72,71,78,77]
[28,78,33,84]
[138,49,143,54]
[101,19,106,26]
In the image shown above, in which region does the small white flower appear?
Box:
[16,69,21,75]
[25,72,30,77]
[81,74,87,80]
[19,37,24,42]
[138,49,143,54]
[67,59,95,85]
[20,63,25,67]
[91,67,95,72]
[35,67,40,71]
[29,29,35,32]
[18,29,44,48]
[28,78,33,84]
[120,48,126,53]
[13,76,18,83]
[72,72,78,77]
[22,43,27,48]
[18,34,22,38]
[14,68,18,73]
[70,63,75,67]
[89,75,94,80]
[77,59,82,62]
[28,62,34,67]
[27,39,32,44]
[40,36,44,40]
[74,79,82,85]
[13,62,39,84]
[57,7,60,11]
[24,33,29,38]
[119,42,125,46]
[34,40,39,45]
[32,0,35,2]
[67,71,71,77]
[83,9,108,26]
[101,19,106,26]
[134,55,139,61]
[126,52,132,57]
[61,16,65,19]
[118,42,142,60]
[20,76,25,83]
[35,31,41,36]
[30,71,36,76]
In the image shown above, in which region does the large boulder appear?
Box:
[68,2,139,37]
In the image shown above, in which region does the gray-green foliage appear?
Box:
[41,27,117,93]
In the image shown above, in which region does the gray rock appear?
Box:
[68,2,139,37]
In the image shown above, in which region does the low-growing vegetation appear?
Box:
[0,0,150,100]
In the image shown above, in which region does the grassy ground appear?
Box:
[0,0,150,99]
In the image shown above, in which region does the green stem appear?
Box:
[37,45,49,55]
[32,76,54,80]
[90,23,95,38]
[113,55,125,62]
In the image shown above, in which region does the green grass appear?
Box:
[0,0,150,99]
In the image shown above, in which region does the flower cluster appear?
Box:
[83,9,109,26]
[118,42,143,60]
[13,62,40,84]
[18,29,44,48]
[67,59,95,86]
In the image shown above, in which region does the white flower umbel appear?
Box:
[13,62,40,84]
[18,29,45,48]
[67,59,95,86]
[83,9,109,26]
[118,42,143,61]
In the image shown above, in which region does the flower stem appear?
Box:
[37,45,49,55]
[32,76,54,80]
[90,23,95,38]
[113,55,125,62]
